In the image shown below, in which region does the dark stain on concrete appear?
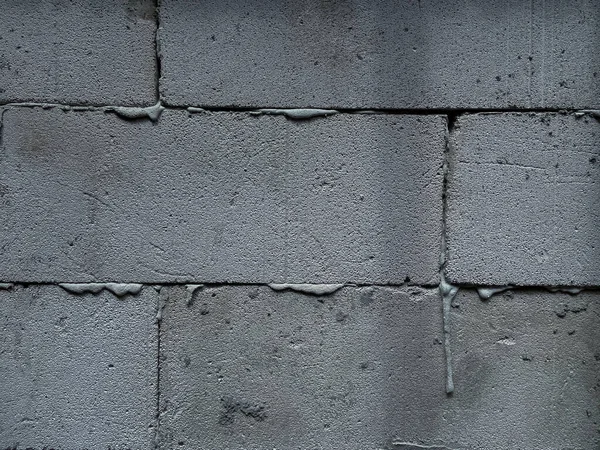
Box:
[126,0,156,22]
[219,396,267,425]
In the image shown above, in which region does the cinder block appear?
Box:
[447,112,600,286]
[0,0,156,105]
[158,0,599,109]
[448,289,600,449]
[159,286,600,450]
[0,284,158,449]
[0,107,444,284]
[158,285,448,449]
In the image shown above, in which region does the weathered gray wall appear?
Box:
[0,1,598,449]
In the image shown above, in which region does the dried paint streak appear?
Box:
[268,283,344,295]
[156,286,169,322]
[59,283,143,297]
[392,442,456,450]
[185,284,204,306]
[187,107,208,113]
[439,276,458,394]
[476,286,514,300]
[547,287,583,295]
[252,108,338,120]
[107,101,164,122]
[575,110,600,120]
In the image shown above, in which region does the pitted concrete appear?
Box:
[159,285,448,449]
[0,0,157,105]
[1,1,599,449]
[0,107,444,284]
[159,0,599,109]
[0,284,157,449]
[448,289,600,449]
[447,112,600,286]
[159,285,600,450]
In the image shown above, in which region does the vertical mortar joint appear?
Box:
[439,113,459,395]
[154,285,167,449]
[446,112,459,133]
[0,108,7,151]
[154,0,163,103]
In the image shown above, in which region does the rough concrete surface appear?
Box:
[0,284,158,449]
[159,285,600,450]
[449,289,600,450]
[1,1,599,449]
[446,112,600,286]
[158,285,449,449]
[0,0,157,105]
[159,0,600,109]
[0,107,444,284]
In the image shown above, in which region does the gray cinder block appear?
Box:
[447,112,600,286]
[0,0,156,105]
[158,0,599,109]
[159,286,600,449]
[0,284,158,449]
[448,289,600,449]
[158,285,448,449]
[0,107,444,284]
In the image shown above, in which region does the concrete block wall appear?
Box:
[0,1,598,449]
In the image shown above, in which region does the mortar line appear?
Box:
[0,100,592,116]
[440,113,457,274]
[1,281,599,291]
[176,105,587,115]
[154,0,163,103]
[0,108,6,150]
[449,283,600,292]
[155,292,162,450]
[0,101,154,109]
[0,281,429,288]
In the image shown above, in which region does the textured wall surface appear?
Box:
[1,1,599,449]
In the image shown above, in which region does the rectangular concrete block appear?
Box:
[0,107,444,284]
[159,286,600,450]
[449,289,600,449]
[159,0,599,109]
[447,112,600,286]
[158,285,448,449]
[0,284,158,449]
[0,0,156,105]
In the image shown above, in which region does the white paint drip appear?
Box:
[476,286,514,300]
[252,108,338,120]
[156,286,169,322]
[59,283,143,297]
[187,107,208,113]
[391,441,455,450]
[547,286,583,295]
[439,275,458,394]
[268,283,344,295]
[185,284,204,306]
[575,109,600,120]
[107,101,164,122]
[496,337,516,346]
